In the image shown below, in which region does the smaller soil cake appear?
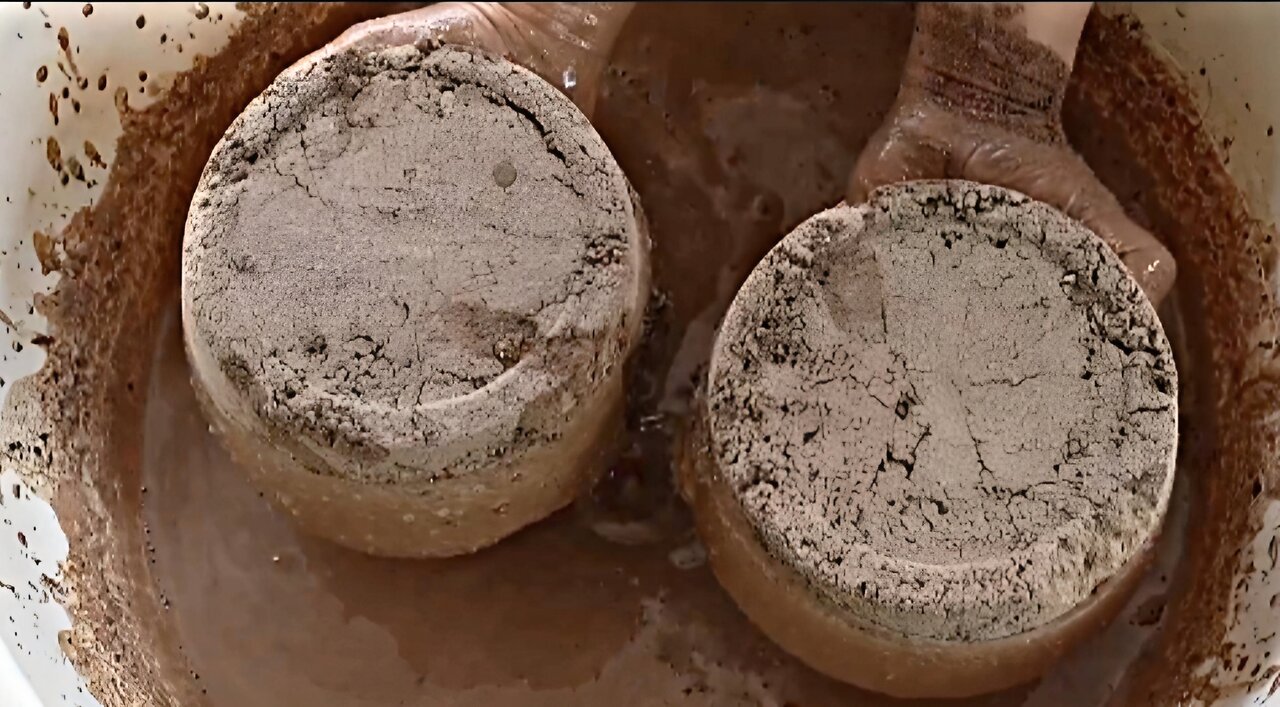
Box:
[182,45,650,558]
[680,181,1177,698]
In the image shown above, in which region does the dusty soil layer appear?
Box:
[0,4,1275,707]
[702,182,1176,643]
[183,44,649,557]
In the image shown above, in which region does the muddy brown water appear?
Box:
[71,3,1261,706]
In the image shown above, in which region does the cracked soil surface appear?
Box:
[183,44,647,486]
[704,181,1178,642]
[178,44,649,557]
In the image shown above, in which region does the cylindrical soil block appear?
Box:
[182,45,650,558]
[681,180,1177,698]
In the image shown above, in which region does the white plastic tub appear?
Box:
[1,3,1277,705]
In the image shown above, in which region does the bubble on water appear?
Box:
[563,67,578,90]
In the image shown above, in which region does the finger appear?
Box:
[1038,156,1179,307]
[326,3,505,56]
[1082,209,1177,307]
[502,3,636,57]
[956,144,1178,306]
[499,3,636,116]
[323,4,614,118]
[847,125,949,204]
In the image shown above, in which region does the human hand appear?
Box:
[849,3,1175,305]
[322,3,634,118]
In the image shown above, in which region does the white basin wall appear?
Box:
[1119,4,1280,704]
[0,4,245,706]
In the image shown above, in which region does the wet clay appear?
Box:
[5,4,1276,707]
[702,181,1176,641]
[183,45,649,557]
[681,181,1177,697]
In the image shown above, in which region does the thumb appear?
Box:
[959,143,1179,308]
[1080,208,1177,308]
[847,124,949,204]
[325,4,509,56]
